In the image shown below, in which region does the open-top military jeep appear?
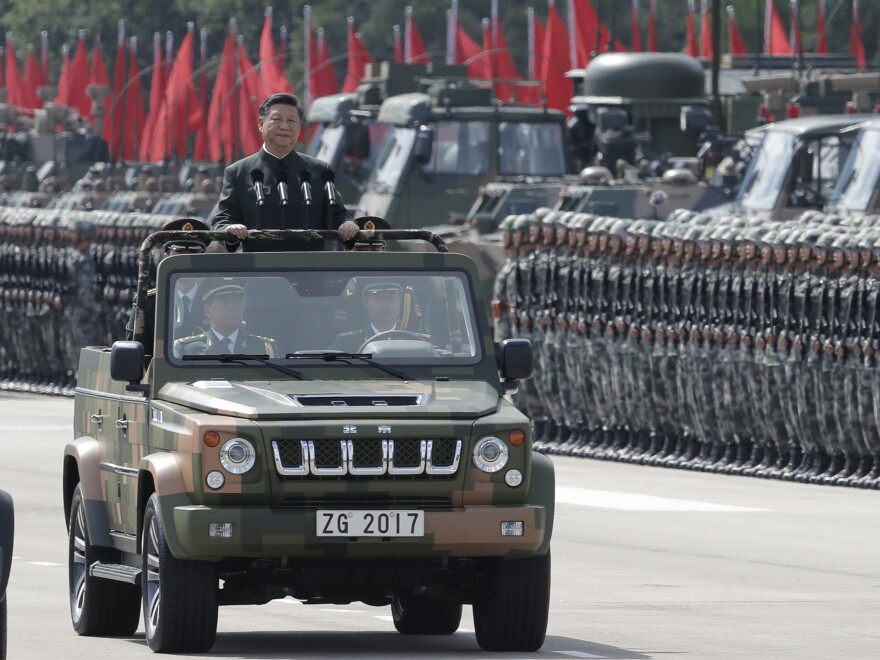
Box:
[63,228,554,653]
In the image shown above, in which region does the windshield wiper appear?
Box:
[285,352,410,381]
[182,354,309,380]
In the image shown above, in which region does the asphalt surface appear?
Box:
[1,391,879,658]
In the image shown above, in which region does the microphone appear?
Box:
[276,169,289,206]
[299,169,313,207]
[250,169,265,206]
[322,169,339,207]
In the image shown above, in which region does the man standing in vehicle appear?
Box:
[210,93,360,249]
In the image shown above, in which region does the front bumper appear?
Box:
[169,504,548,561]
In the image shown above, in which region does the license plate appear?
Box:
[316,510,425,537]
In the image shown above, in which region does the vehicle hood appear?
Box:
[157,379,501,420]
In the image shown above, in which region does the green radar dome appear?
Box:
[581,53,705,100]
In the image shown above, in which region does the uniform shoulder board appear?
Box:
[147,287,157,295]
[335,330,362,338]
[251,334,275,343]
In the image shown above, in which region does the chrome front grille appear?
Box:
[272,438,462,478]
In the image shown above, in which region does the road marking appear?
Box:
[28,561,62,567]
[555,486,769,512]
[551,652,608,659]
[320,608,361,613]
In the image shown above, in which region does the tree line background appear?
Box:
[0,1,875,92]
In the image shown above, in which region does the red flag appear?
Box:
[5,35,27,109]
[405,6,431,64]
[55,46,70,106]
[540,0,570,113]
[139,33,167,161]
[314,29,340,98]
[571,0,618,66]
[122,37,145,161]
[147,26,204,161]
[631,0,642,52]
[89,38,110,127]
[491,2,523,103]
[342,18,372,93]
[237,40,262,156]
[648,0,658,51]
[726,6,749,55]
[108,21,126,159]
[23,44,43,109]
[685,1,699,57]
[207,24,238,163]
[699,0,712,60]
[67,33,91,119]
[393,25,403,63]
[455,23,490,78]
[850,0,866,69]
[764,0,791,54]
[259,7,292,101]
[790,0,802,55]
[816,0,829,54]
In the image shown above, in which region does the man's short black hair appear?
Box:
[259,93,305,122]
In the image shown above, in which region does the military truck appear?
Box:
[0,489,12,660]
[63,227,554,653]
[466,52,728,233]
[356,64,569,228]
[718,114,872,221]
[827,117,880,216]
[306,63,433,206]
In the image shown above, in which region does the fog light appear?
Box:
[504,469,523,487]
[206,470,225,489]
[500,521,524,537]
[208,522,234,538]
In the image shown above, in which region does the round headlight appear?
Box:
[220,438,256,474]
[473,436,509,473]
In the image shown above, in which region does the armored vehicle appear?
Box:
[827,117,880,216]
[713,114,872,221]
[64,227,553,653]
[0,489,12,660]
[356,64,569,228]
[467,52,724,233]
[306,63,430,206]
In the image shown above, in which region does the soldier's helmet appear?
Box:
[72,217,97,241]
[498,214,517,235]
[512,214,535,246]
[533,207,552,221]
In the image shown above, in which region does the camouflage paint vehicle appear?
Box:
[63,228,553,653]
[356,64,569,228]
[0,489,12,660]
[709,114,873,222]
[827,117,880,216]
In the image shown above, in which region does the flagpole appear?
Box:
[303,5,311,110]
[448,0,458,65]
[711,0,722,125]
[527,7,535,80]
[405,6,412,64]
[565,0,577,68]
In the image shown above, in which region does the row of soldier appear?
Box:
[493,208,880,487]
[0,208,179,392]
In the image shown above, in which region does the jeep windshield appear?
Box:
[166,269,481,368]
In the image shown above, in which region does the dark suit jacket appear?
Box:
[209,149,348,251]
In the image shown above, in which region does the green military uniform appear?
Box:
[174,328,277,358]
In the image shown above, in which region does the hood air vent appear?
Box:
[291,395,424,407]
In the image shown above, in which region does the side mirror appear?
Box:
[680,105,713,133]
[798,149,815,183]
[110,341,145,389]
[413,125,434,166]
[499,338,533,381]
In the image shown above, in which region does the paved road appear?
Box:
[2,392,879,658]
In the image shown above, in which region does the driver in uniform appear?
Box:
[332,280,427,352]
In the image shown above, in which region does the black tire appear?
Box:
[473,550,551,652]
[391,594,462,634]
[1,595,6,660]
[68,484,140,636]
[142,493,218,653]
